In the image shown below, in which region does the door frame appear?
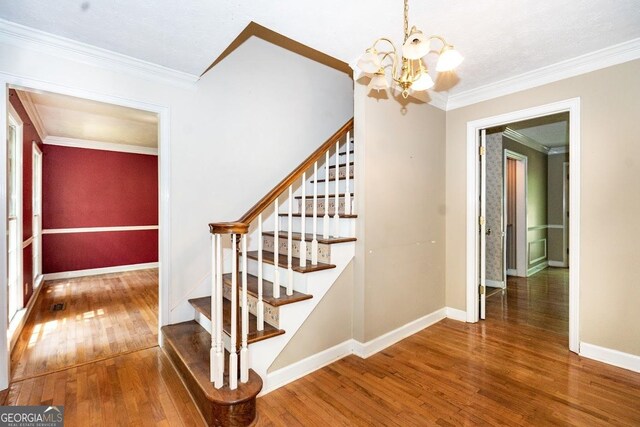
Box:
[563,161,570,267]
[6,102,24,322]
[502,149,528,278]
[465,98,581,353]
[32,142,43,288]
[0,73,171,390]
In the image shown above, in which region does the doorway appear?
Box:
[466,98,581,353]
[1,78,171,390]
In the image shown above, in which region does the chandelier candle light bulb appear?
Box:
[357,0,463,99]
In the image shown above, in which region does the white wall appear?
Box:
[0,35,353,325]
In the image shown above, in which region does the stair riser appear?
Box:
[306,179,353,196]
[279,216,355,238]
[246,258,309,294]
[315,164,354,182]
[263,235,331,264]
[297,196,354,216]
[221,281,280,328]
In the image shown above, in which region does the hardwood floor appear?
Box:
[254,268,640,426]
[5,267,640,426]
[3,347,203,426]
[11,269,158,381]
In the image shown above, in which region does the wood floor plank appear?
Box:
[254,268,640,426]
[11,269,159,381]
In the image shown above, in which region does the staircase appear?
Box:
[161,119,356,426]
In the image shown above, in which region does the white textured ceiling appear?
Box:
[20,89,158,147]
[2,1,640,94]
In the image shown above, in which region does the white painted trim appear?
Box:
[549,146,569,155]
[1,72,171,382]
[0,81,9,389]
[8,274,45,352]
[428,91,448,111]
[580,342,640,373]
[43,262,158,281]
[0,18,199,88]
[43,225,159,234]
[503,149,528,278]
[528,238,547,265]
[528,225,548,231]
[548,224,564,229]
[263,340,354,395]
[44,135,158,155]
[466,98,581,354]
[22,236,33,248]
[8,101,24,324]
[548,260,566,267]
[15,90,47,140]
[563,161,570,268]
[503,128,549,154]
[486,279,505,288]
[447,38,640,110]
[352,308,446,359]
[445,307,467,322]
[527,261,548,277]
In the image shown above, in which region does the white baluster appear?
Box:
[333,140,341,237]
[323,150,330,239]
[240,235,249,383]
[229,234,238,390]
[311,161,319,265]
[287,186,294,296]
[214,234,224,389]
[299,172,307,268]
[345,131,352,215]
[257,213,264,331]
[273,198,280,299]
[210,234,217,383]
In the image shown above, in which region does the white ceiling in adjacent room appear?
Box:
[18,89,158,147]
[509,114,569,148]
[1,0,639,96]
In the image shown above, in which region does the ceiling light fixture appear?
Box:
[357,0,463,99]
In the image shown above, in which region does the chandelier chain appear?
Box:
[403,0,409,42]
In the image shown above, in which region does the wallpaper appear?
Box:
[485,132,503,282]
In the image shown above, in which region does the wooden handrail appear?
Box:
[209,117,354,235]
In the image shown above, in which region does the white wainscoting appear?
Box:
[528,238,548,265]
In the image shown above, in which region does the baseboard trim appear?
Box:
[264,340,353,395]
[486,279,505,288]
[548,260,567,268]
[352,308,446,359]
[43,262,158,280]
[506,269,517,276]
[445,307,467,322]
[580,342,640,373]
[527,261,548,277]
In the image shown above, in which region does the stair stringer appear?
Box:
[247,241,355,394]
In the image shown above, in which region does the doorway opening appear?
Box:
[466,98,580,353]
[3,84,166,384]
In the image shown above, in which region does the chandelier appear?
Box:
[357,0,463,99]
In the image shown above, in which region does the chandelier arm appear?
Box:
[426,35,451,49]
[372,37,399,53]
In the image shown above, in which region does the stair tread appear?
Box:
[161,321,262,403]
[221,273,312,307]
[263,231,356,245]
[189,297,285,344]
[328,161,354,169]
[246,250,335,273]
[279,213,358,218]
[311,175,354,183]
[295,193,354,199]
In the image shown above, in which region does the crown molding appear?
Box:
[428,91,448,111]
[0,18,199,89]
[15,90,47,140]
[44,135,158,155]
[447,37,640,110]
[503,128,549,154]
[548,146,569,155]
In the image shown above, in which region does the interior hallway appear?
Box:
[11,269,159,381]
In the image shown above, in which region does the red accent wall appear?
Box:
[9,89,44,306]
[42,145,158,273]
